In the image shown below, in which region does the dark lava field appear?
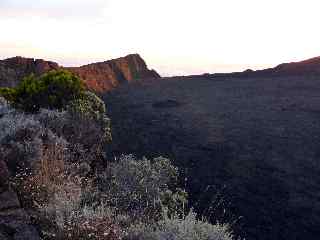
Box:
[104,75,320,240]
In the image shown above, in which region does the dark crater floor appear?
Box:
[104,75,320,240]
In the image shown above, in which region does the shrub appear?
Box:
[37,100,111,166]
[125,210,233,240]
[0,87,17,102]
[68,91,106,120]
[66,91,112,144]
[97,155,187,223]
[16,154,188,240]
[0,96,11,117]
[1,90,111,177]
[13,137,68,209]
[0,102,115,239]
[0,109,68,174]
[14,145,120,240]
[4,70,84,112]
[42,189,122,240]
[13,150,232,240]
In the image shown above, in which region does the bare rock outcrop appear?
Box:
[0,57,59,88]
[67,54,160,92]
[0,54,160,92]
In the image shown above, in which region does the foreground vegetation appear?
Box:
[0,70,234,240]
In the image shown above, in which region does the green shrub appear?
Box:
[68,91,106,119]
[67,91,112,143]
[0,87,17,102]
[2,70,84,112]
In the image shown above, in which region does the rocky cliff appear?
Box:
[0,54,160,92]
[0,57,59,88]
[67,54,160,92]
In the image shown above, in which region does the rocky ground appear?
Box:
[104,75,320,240]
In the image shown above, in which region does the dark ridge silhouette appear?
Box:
[213,56,320,78]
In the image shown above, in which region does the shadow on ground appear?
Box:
[104,75,320,240]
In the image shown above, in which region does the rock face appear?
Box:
[0,159,40,240]
[67,54,160,92]
[0,54,160,92]
[0,57,60,88]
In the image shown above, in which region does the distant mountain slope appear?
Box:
[213,56,320,78]
[0,54,160,92]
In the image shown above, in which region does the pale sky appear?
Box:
[0,0,319,76]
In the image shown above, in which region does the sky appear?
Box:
[0,0,320,76]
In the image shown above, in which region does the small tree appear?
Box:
[1,70,84,112]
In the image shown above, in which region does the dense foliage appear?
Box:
[0,87,16,102]
[98,155,188,223]
[0,70,84,112]
[126,210,233,240]
[67,91,112,143]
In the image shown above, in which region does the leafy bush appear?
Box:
[37,104,111,166]
[0,90,111,171]
[68,91,106,120]
[0,102,115,239]
[12,137,68,209]
[0,96,11,116]
[0,87,17,102]
[0,70,84,112]
[98,155,187,223]
[41,183,121,240]
[0,108,68,174]
[125,210,233,240]
[35,90,111,154]
[14,143,120,240]
[15,154,189,240]
[66,91,112,144]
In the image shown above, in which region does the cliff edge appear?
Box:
[0,54,160,92]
